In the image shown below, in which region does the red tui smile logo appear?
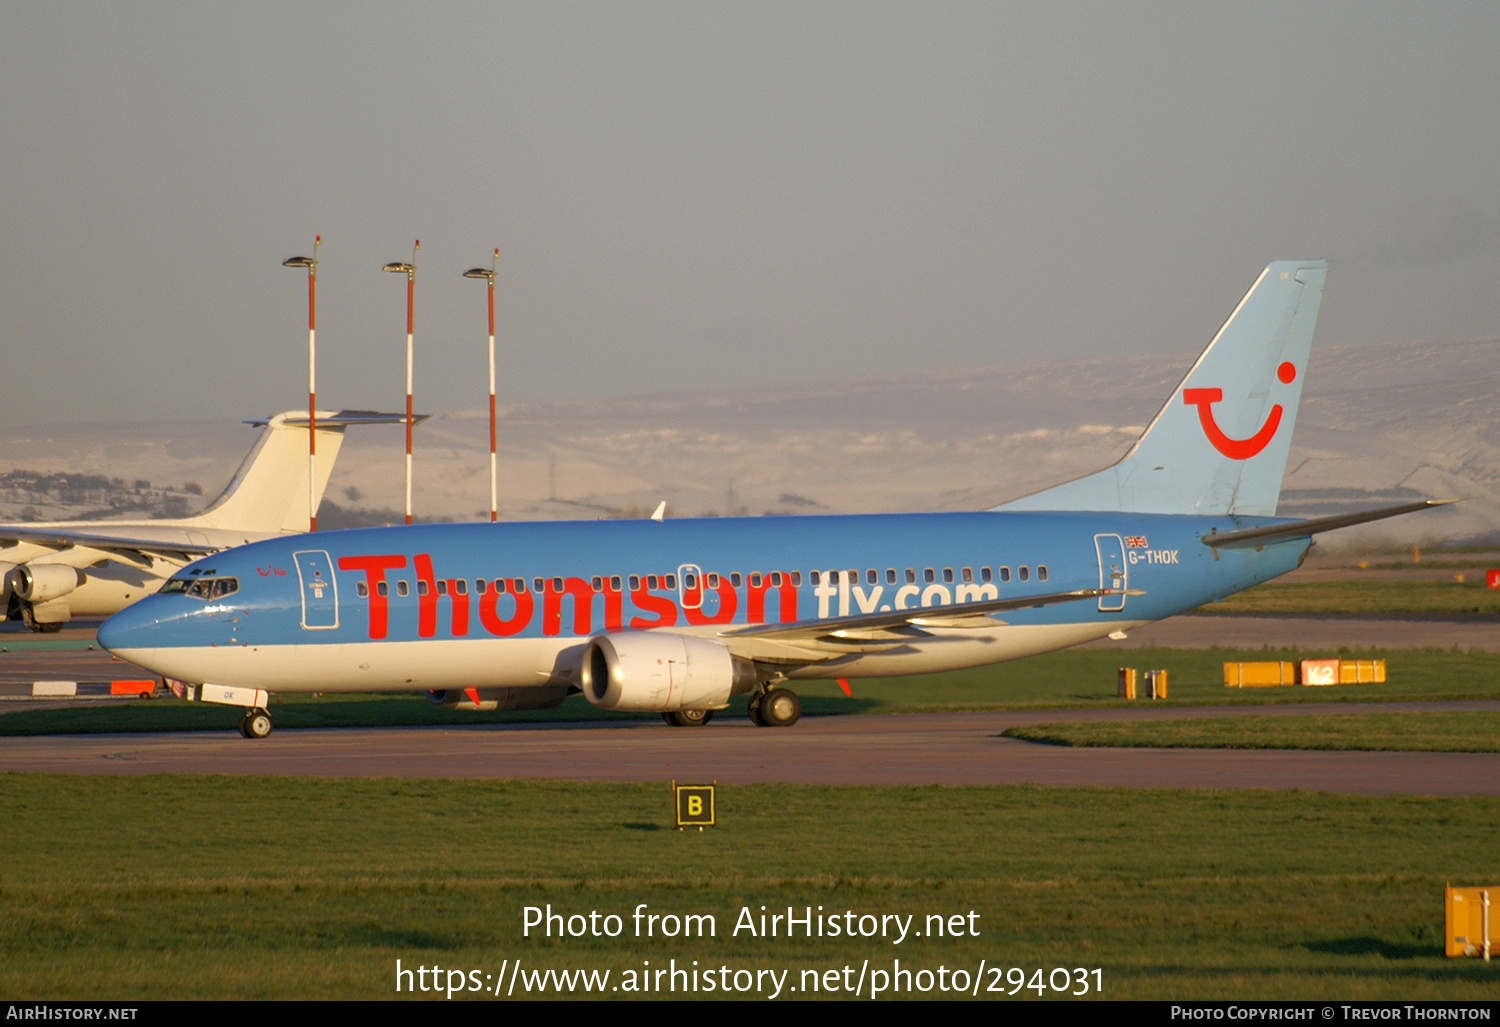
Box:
[1182,361,1296,460]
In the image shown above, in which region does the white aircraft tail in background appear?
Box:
[1,411,414,630]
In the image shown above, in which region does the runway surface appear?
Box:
[5,701,1499,796]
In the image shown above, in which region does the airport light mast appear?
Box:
[463,248,500,522]
[383,240,419,525]
[282,235,320,531]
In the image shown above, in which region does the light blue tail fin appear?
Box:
[993,259,1326,517]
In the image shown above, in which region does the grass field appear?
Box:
[1,774,1497,1000]
[1004,711,1500,752]
[5,646,1500,738]
[1201,580,1500,616]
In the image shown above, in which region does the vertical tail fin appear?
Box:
[188,412,349,534]
[993,259,1326,516]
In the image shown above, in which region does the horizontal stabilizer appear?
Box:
[243,410,427,427]
[1202,500,1456,549]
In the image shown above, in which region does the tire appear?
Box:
[759,688,801,727]
[667,709,712,727]
[242,709,273,739]
[747,693,766,727]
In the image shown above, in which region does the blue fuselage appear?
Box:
[98,509,1307,693]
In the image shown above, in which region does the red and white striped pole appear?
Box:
[383,240,419,525]
[282,237,320,531]
[464,248,500,522]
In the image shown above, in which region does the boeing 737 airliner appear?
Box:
[99,260,1445,738]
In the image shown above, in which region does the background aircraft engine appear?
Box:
[14,564,81,603]
[426,685,570,712]
[580,631,758,712]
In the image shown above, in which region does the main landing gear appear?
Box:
[661,709,714,727]
[239,708,273,739]
[747,687,800,728]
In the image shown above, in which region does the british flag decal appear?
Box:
[1124,536,1148,548]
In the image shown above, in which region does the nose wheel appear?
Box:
[748,687,800,727]
[239,708,273,739]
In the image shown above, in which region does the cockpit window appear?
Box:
[161,576,238,600]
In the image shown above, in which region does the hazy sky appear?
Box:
[4,2,1499,428]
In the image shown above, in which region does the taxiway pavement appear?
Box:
[4,702,1499,796]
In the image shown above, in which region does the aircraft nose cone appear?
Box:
[97,599,160,654]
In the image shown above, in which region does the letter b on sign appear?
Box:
[674,783,716,830]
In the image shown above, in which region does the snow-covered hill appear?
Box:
[3,337,1496,546]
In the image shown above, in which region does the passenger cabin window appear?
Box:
[455,580,468,596]
[532,578,543,594]
[610,576,622,591]
[731,573,743,588]
[981,567,992,583]
[397,580,409,597]
[924,568,935,583]
[886,569,896,584]
[791,571,802,586]
[629,575,641,590]
[942,567,954,583]
[418,580,430,596]
[906,568,916,584]
[1019,566,1030,582]
[961,567,973,583]
[749,573,762,587]
[999,567,1011,582]
[357,582,369,597]
[1038,565,1049,581]
[377,581,388,597]
[866,569,877,585]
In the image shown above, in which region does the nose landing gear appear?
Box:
[239,708,273,739]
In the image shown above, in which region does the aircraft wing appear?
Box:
[1201,500,1456,550]
[715,587,1139,662]
[0,525,220,563]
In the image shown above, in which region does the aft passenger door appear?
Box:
[1094,534,1127,612]
[293,549,340,629]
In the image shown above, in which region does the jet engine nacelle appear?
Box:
[14,564,81,603]
[580,631,758,712]
[426,685,571,712]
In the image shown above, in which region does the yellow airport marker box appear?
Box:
[1223,661,1297,687]
[1300,658,1387,686]
[1143,668,1168,699]
[1445,884,1493,959]
[673,782,716,830]
[1339,659,1386,684]
[1118,667,1137,700]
